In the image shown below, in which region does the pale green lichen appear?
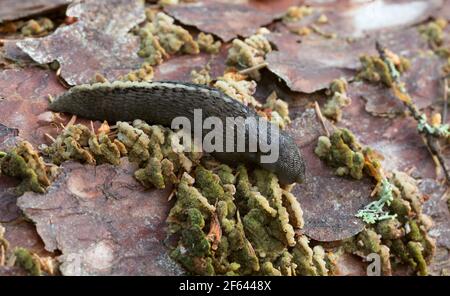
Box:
[262,92,291,129]
[357,53,410,87]
[356,179,397,224]
[197,32,221,54]
[21,18,54,37]
[314,128,365,179]
[282,6,314,23]
[213,73,260,107]
[191,65,212,85]
[227,28,272,80]
[322,79,351,122]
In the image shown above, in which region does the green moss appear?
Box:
[357,229,382,254]
[197,32,221,54]
[407,241,427,276]
[134,157,165,189]
[323,79,351,121]
[171,247,215,276]
[216,164,235,185]
[261,262,282,275]
[21,18,54,36]
[407,220,422,242]
[195,166,225,204]
[0,151,45,195]
[14,248,41,276]
[88,132,121,165]
[376,218,404,240]
[292,236,318,276]
[315,128,365,179]
[419,18,447,49]
[358,52,410,87]
[243,209,286,260]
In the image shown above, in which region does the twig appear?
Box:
[44,133,56,143]
[443,78,448,123]
[167,188,176,201]
[238,62,268,75]
[376,42,450,184]
[64,115,77,129]
[314,101,330,137]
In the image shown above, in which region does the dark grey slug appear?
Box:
[49,81,305,184]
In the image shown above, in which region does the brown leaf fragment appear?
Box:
[337,95,436,179]
[0,0,70,23]
[153,45,228,81]
[0,68,65,146]
[356,54,442,117]
[266,27,429,93]
[16,0,146,85]
[164,1,277,42]
[17,159,184,275]
[287,109,372,242]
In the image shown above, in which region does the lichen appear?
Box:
[191,65,212,85]
[226,28,272,80]
[314,128,365,179]
[357,52,410,87]
[45,124,124,166]
[197,32,221,54]
[322,78,351,122]
[213,72,260,107]
[356,178,397,224]
[419,18,448,51]
[282,6,314,23]
[262,92,291,129]
[136,11,199,66]
[147,12,199,55]
[0,141,53,195]
[21,18,54,37]
[14,248,41,276]
[122,62,154,82]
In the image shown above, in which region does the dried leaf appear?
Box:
[266,27,428,93]
[287,109,372,242]
[16,0,146,85]
[164,1,277,42]
[0,0,70,22]
[0,68,65,146]
[17,159,184,275]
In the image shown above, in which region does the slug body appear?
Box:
[49,81,305,184]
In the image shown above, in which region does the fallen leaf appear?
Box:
[164,1,279,42]
[0,68,65,146]
[266,27,428,93]
[337,93,436,179]
[0,0,70,22]
[16,0,145,85]
[288,109,373,242]
[17,159,184,276]
[154,45,228,81]
[354,54,442,117]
